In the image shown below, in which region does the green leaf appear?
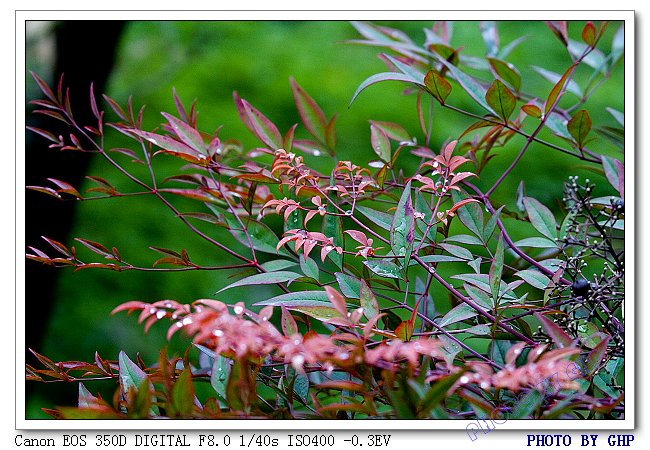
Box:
[515,269,551,290]
[509,389,543,419]
[610,24,624,65]
[489,234,504,302]
[453,273,515,301]
[290,77,327,144]
[485,79,516,121]
[261,259,297,272]
[413,254,464,264]
[323,179,343,269]
[418,369,468,416]
[217,271,302,293]
[567,109,592,148]
[254,290,328,305]
[544,112,571,139]
[171,368,195,416]
[424,70,452,104]
[369,120,411,143]
[568,39,607,73]
[78,383,98,408]
[464,283,493,309]
[350,72,423,106]
[489,339,512,366]
[390,181,415,265]
[219,211,291,257]
[287,367,310,403]
[606,107,624,127]
[431,52,497,115]
[335,272,362,299]
[487,58,521,91]
[452,190,484,238]
[370,123,391,161]
[480,21,499,56]
[118,351,148,396]
[468,257,482,274]
[210,355,231,406]
[483,205,504,242]
[253,291,344,322]
[514,237,558,248]
[359,280,379,319]
[443,234,482,246]
[356,205,393,231]
[363,259,401,279]
[299,255,319,281]
[523,197,558,240]
[438,303,478,327]
[601,155,624,195]
[438,243,473,261]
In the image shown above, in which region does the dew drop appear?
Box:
[182,317,193,326]
[460,376,470,384]
[156,310,166,319]
[213,329,224,337]
[234,305,244,315]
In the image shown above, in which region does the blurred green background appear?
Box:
[25,20,623,418]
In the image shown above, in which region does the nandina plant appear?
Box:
[25,20,625,420]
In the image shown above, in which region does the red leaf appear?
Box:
[290,77,328,143]
[535,312,575,348]
[240,99,283,150]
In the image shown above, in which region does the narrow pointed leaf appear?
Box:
[543,63,578,115]
[439,303,478,327]
[217,271,302,293]
[363,259,401,279]
[118,351,148,395]
[515,269,551,290]
[489,235,504,302]
[290,77,327,143]
[535,313,574,348]
[161,112,206,154]
[390,181,415,264]
[241,99,283,150]
[523,197,558,240]
[350,72,423,106]
[452,190,483,238]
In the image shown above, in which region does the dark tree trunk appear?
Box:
[25,21,125,408]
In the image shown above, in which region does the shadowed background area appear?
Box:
[25,20,623,418]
